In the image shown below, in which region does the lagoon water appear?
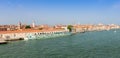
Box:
[0,29,120,58]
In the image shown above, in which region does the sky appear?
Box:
[0,0,120,25]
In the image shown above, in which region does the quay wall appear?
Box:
[0,30,67,40]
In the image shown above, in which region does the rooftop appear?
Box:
[0,29,65,34]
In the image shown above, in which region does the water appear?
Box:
[0,29,120,58]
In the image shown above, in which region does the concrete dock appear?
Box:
[5,38,24,41]
[0,39,8,44]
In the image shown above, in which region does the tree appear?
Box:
[25,25,31,29]
[67,25,73,32]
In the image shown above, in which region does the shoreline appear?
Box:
[0,28,120,45]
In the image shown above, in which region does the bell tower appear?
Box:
[18,21,22,30]
[32,20,35,28]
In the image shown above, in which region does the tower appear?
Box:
[18,21,22,29]
[32,20,35,28]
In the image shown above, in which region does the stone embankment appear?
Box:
[0,38,8,44]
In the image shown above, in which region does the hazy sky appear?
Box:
[0,0,120,25]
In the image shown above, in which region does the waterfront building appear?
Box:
[0,27,7,31]
[0,25,17,31]
[0,29,68,40]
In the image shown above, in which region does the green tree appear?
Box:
[25,25,31,29]
[67,25,73,32]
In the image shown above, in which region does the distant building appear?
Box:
[0,27,7,31]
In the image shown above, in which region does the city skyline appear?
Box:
[0,0,120,25]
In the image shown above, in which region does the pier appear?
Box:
[0,38,8,44]
[5,38,24,41]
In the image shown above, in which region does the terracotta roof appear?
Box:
[0,29,65,34]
